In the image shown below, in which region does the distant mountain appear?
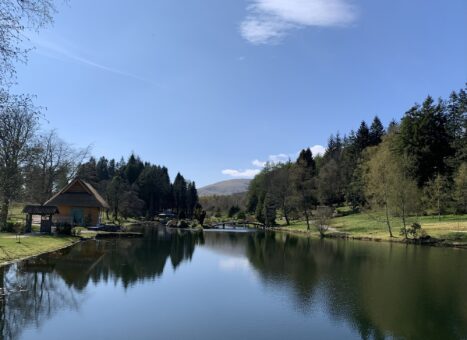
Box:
[198,179,251,197]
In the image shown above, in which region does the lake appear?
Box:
[1,227,466,340]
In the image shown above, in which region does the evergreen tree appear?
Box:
[297,148,315,171]
[446,87,467,166]
[293,152,318,230]
[77,157,98,185]
[453,163,467,214]
[369,116,385,146]
[125,154,144,185]
[96,157,109,181]
[355,121,371,152]
[398,96,454,186]
[187,181,199,218]
[108,159,116,178]
[173,173,188,217]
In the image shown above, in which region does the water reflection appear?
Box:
[245,232,467,340]
[0,228,465,340]
[0,263,82,339]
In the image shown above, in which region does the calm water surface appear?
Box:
[1,228,466,340]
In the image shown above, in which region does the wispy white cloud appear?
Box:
[29,35,152,84]
[222,145,326,178]
[268,153,290,163]
[309,144,326,156]
[222,169,261,178]
[240,0,357,44]
[252,159,267,168]
[254,145,326,167]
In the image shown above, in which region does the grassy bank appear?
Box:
[277,212,467,244]
[0,234,79,266]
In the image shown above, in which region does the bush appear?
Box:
[315,206,333,236]
[2,221,23,233]
[237,211,246,220]
[56,222,72,235]
[400,222,426,239]
[228,206,241,218]
[71,227,82,237]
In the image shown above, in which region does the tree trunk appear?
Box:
[283,204,290,226]
[402,203,408,240]
[0,198,9,231]
[384,202,393,237]
[304,208,310,231]
[437,197,441,222]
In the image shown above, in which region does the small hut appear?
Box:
[22,205,59,233]
[44,178,110,226]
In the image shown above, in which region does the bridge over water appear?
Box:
[204,221,265,229]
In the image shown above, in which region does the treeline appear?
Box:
[0,0,61,230]
[0,92,92,229]
[76,154,199,220]
[199,192,247,218]
[247,86,467,237]
[0,1,199,227]
[0,94,198,229]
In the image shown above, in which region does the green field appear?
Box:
[277,212,467,243]
[0,234,78,265]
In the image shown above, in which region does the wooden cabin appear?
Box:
[44,178,110,226]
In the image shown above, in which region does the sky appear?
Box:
[13,0,467,187]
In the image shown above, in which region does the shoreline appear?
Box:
[2,223,465,269]
[274,226,467,250]
[0,237,83,268]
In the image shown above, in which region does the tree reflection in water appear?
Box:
[243,232,467,340]
[0,263,81,339]
[0,228,465,340]
[0,228,204,339]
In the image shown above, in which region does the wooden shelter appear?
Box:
[22,205,59,233]
[44,178,110,226]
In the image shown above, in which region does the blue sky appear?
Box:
[14,0,467,186]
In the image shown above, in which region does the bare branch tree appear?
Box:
[0,0,57,85]
[0,89,41,229]
[24,130,91,203]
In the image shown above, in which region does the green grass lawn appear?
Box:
[277,212,467,243]
[0,234,78,265]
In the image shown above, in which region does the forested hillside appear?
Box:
[247,86,467,237]
[76,155,199,220]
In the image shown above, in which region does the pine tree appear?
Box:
[125,154,144,185]
[173,173,188,217]
[398,96,454,186]
[355,121,371,152]
[96,157,109,181]
[369,116,385,146]
[297,148,315,171]
[453,163,467,214]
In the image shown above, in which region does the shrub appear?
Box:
[56,222,72,235]
[237,211,246,220]
[315,206,333,237]
[400,222,426,239]
[71,227,82,237]
[2,221,22,233]
[228,206,240,218]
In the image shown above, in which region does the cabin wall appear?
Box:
[53,205,100,226]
